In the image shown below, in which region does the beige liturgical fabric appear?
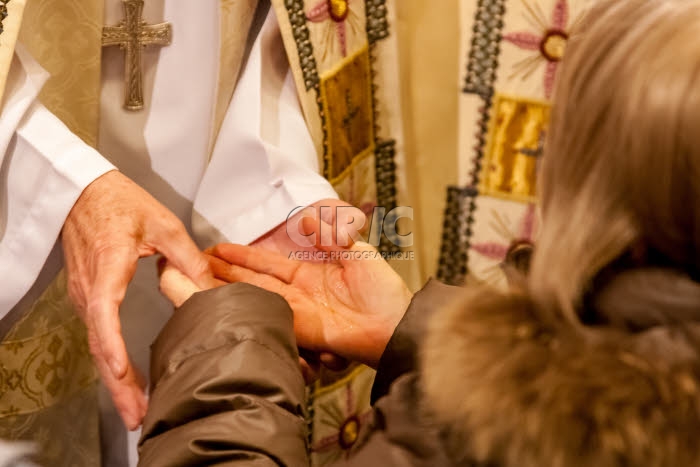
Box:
[209,0,258,157]
[0,0,26,109]
[0,2,104,465]
[271,0,422,291]
[450,0,591,288]
[395,0,460,283]
[274,0,464,286]
[18,0,103,147]
[0,272,100,467]
[0,2,259,466]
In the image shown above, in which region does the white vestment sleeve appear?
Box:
[0,45,115,316]
[193,4,338,246]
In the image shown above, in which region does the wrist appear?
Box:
[354,293,414,369]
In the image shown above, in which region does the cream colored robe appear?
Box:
[0,1,411,466]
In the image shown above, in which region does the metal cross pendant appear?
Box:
[102,0,172,111]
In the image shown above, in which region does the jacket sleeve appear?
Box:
[370,279,464,403]
[138,283,310,467]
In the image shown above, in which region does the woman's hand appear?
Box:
[207,220,413,369]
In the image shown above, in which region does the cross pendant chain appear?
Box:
[102,0,172,111]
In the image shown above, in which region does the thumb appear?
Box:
[150,220,217,289]
[300,216,357,253]
[89,248,138,379]
[159,262,202,308]
[341,240,389,269]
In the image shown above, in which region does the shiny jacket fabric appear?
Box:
[137,280,462,467]
[138,278,700,466]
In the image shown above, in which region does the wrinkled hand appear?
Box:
[61,170,216,430]
[210,218,413,368]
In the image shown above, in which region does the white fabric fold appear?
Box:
[0,47,114,316]
[194,4,337,245]
[144,0,219,201]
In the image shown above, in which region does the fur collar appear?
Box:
[421,283,700,467]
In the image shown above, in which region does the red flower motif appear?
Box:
[503,0,572,98]
[471,203,537,262]
[307,0,353,57]
[312,380,373,461]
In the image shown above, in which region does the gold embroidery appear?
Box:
[310,366,375,466]
[208,0,258,161]
[0,271,98,418]
[542,30,568,61]
[480,94,550,202]
[102,0,172,111]
[0,384,101,467]
[329,0,349,22]
[19,0,103,146]
[320,46,375,184]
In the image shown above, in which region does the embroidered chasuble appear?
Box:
[0,1,104,465]
[436,0,592,288]
[272,0,409,256]
[0,0,410,466]
[271,2,409,464]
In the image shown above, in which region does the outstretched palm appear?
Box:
[207,238,412,368]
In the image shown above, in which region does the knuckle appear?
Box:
[160,217,187,239]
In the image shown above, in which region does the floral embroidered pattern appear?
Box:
[470,202,537,282]
[310,368,374,465]
[307,0,358,57]
[503,0,578,98]
[479,94,550,201]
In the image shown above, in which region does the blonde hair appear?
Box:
[422,1,700,465]
[532,0,700,321]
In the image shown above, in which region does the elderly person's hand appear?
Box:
[62,170,217,429]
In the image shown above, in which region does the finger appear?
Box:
[309,198,364,225]
[88,246,146,426]
[338,240,399,273]
[208,256,288,295]
[300,216,357,254]
[85,323,147,429]
[210,244,301,284]
[159,263,202,308]
[316,199,350,225]
[319,353,350,372]
[317,200,368,242]
[150,219,218,289]
[89,249,138,379]
[95,350,148,430]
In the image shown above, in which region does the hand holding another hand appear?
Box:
[62,170,217,429]
[160,217,413,369]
